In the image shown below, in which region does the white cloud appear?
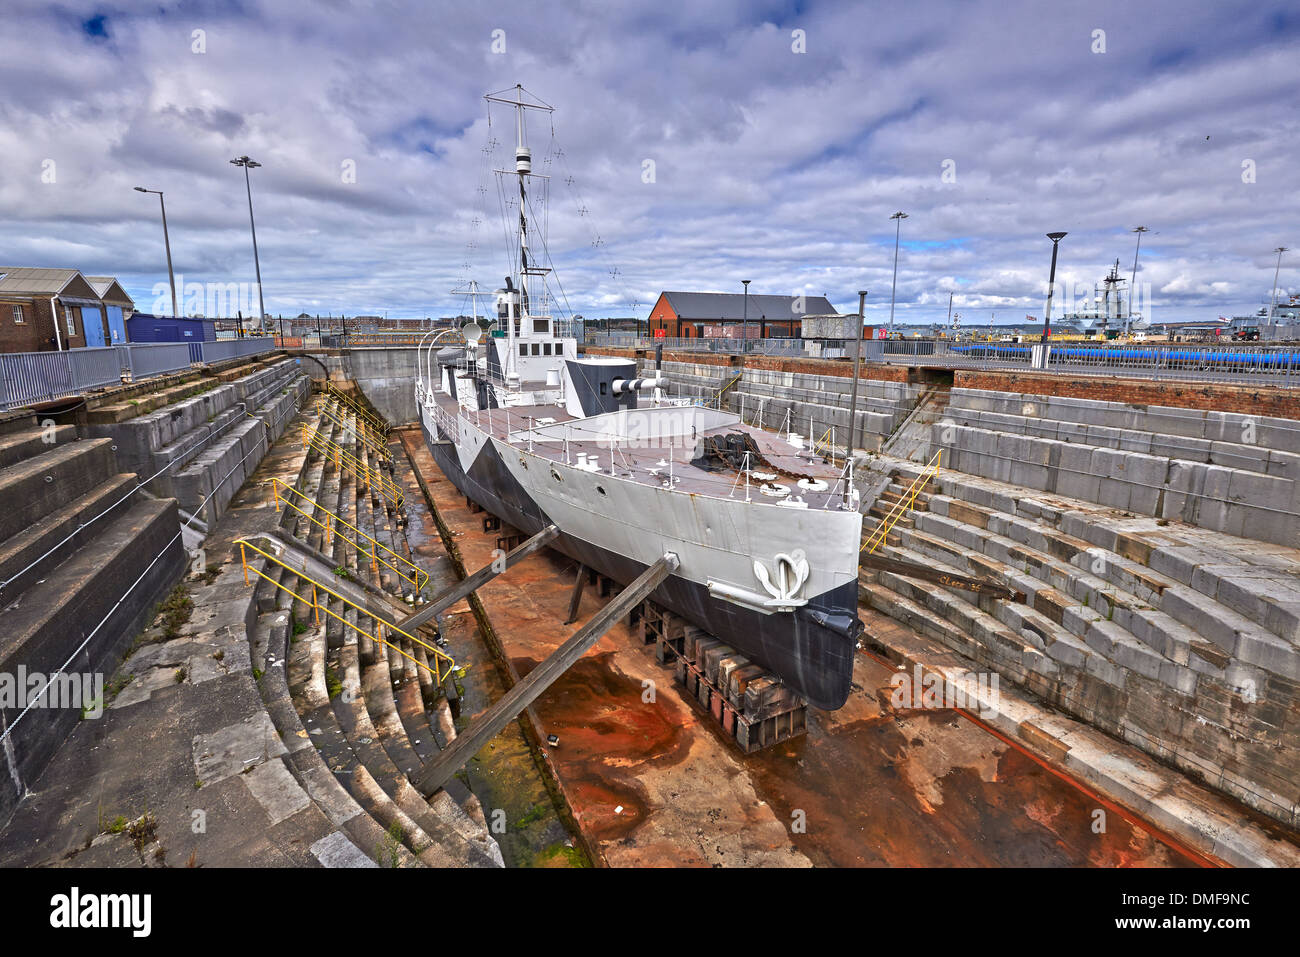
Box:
[0,0,1295,322]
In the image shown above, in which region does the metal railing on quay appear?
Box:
[271,478,426,594]
[0,347,118,410]
[118,342,192,379]
[582,333,1300,387]
[319,332,449,347]
[584,334,805,356]
[235,538,453,682]
[189,338,278,365]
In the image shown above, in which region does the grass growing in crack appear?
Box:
[158,584,194,640]
[127,811,158,858]
[325,664,343,700]
[375,822,403,868]
[332,566,352,581]
[104,671,134,703]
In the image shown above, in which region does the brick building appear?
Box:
[647,290,837,338]
[0,268,109,353]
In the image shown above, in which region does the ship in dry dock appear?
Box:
[414,85,864,710]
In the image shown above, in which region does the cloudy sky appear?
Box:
[1,0,1296,325]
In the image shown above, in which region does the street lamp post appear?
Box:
[133,186,178,317]
[1270,246,1289,340]
[888,211,908,335]
[230,156,266,332]
[847,290,868,459]
[1127,226,1149,335]
[741,279,751,350]
[1041,232,1067,344]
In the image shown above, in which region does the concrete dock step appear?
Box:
[0,471,138,600]
[279,397,499,866]
[0,421,78,470]
[0,437,119,542]
[870,451,1300,825]
[0,496,185,820]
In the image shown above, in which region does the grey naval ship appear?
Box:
[415,86,863,709]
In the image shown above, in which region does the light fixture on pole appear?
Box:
[1041,232,1067,344]
[134,186,178,317]
[1127,226,1149,334]
[888,211,908,335]
[847,290,868,459]
[741,279,751,348]
[230,155,267,332]
[1270,246,1289,340]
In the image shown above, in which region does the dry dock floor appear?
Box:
[399,428,1297,868]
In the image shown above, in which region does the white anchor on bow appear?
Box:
[752,549,810,602]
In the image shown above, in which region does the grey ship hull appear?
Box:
[419,415,860,710]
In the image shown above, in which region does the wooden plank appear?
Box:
[859,552,1025,602]
[414,552,679,796]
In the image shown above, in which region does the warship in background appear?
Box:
[1057,260,1149,335]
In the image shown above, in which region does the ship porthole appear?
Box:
[519,458,528,469]
[596,485,606,495]
[551,468,563,482]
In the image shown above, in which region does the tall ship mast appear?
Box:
[415,85,864,710]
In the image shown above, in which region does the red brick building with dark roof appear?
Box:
[647,290,837,338]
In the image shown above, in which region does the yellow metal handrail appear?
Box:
[708,371,743,409]
[301,425,405,510]
[861,450,942,555]
[325,383,387,434]
[812,425,838,465]
[315,399,391,460]
[236,538,454,683]
[272,478,427,594]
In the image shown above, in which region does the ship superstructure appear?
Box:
[414,85,864,709]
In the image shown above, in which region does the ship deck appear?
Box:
[431,391,851,509]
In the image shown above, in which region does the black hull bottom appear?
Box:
[420,419,859,710]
